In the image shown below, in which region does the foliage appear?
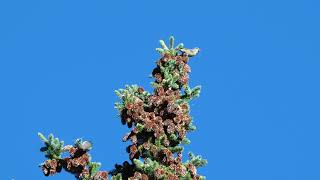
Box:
[38,132,64,159]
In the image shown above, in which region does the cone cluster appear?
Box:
[111,37,206,179]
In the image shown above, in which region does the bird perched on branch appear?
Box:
[180,47,200,57]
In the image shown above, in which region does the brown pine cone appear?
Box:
[93,171,108,180]
[41,159,62,176]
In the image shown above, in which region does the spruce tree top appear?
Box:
[38,36,207,180]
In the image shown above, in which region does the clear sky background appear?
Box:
[0,1,320,180]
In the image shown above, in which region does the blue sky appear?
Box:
[0,0,320,179]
